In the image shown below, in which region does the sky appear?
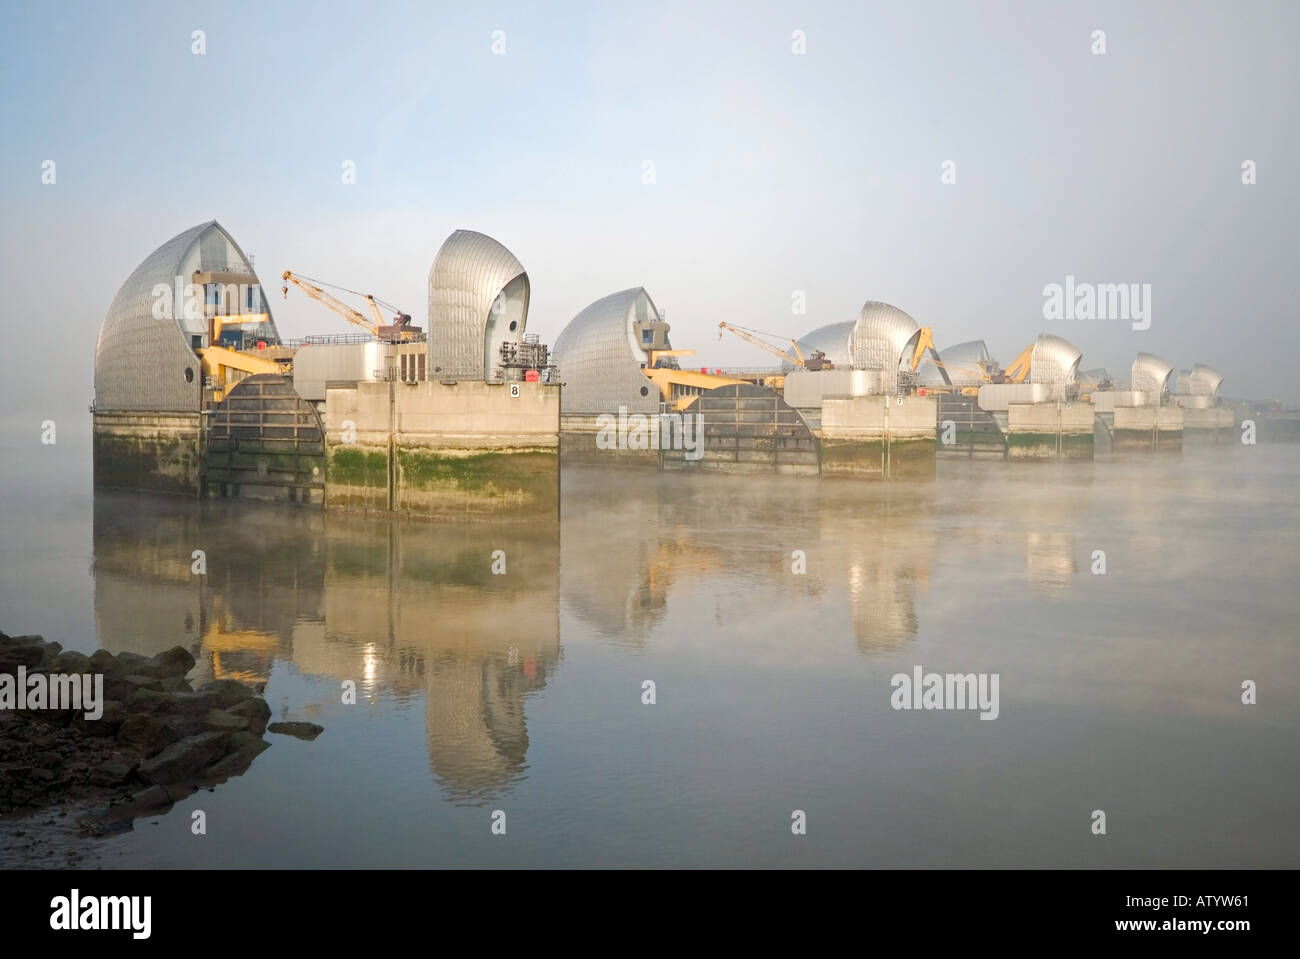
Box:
[1,0,1297,436]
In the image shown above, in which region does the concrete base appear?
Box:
[1182,406,1234,442]
[1006,402,1095,461]
[820,395,937,479]
[1113,405,1184,452]
[559,413,660,468]
[325,379,560,518]
[93,411,201,496]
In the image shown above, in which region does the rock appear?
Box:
[267,722,324,741]
[117,714,200,754]
[224,697,271,735]
[0,643,45,671]
[127,689,220,716]
[225,731,271,757]
[203,733,271,781]
[136,732,231,785]
[140,646,195,679]
[81,700,127,735]
[89,759,136,786]
[195,679,257,708]
[163,782,197,802]
[114,651,150,673]
[50,650,93,674]
[128,784,172,813]
[88,649,119,674]
[200,709,249,733]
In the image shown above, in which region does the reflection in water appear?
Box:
[29,447,1300,867]
[92,496,559,803]
[1026,532,1077,592]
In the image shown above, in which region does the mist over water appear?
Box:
[2,445,1297,867]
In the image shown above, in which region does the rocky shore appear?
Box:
[0,630,315,839]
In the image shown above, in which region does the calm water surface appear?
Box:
[1,436,1297,867]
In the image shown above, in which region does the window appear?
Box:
[642,329,654,345]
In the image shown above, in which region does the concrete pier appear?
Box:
[1113,405,1184,452]
[1005,401,1095,460]
[1182,406,1235,442]
[819,394,937,478]
[324,379,560,517]
[92,411,202,496]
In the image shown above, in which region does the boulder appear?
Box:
[50,650,93,674]
[140,646,195,679]
[225,697,271,735]
[88,649,119,675]
[80,700,127,736]
[267,722,324,741]
[117,714,200,754]
[127,689,221,716]
[136,732,231,785]
[114,651,150,673]
[203,733,271,781]
[201,709,249,733]
[0,643,45,672]
[195,679,257,708]
[89,759,136,786]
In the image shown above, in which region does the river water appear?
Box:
[2,439,1297,867]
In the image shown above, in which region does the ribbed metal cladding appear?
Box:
[935,339,993,385]
[849,301,922,393]
[1189,364,1224,396]
[95,220,278,412]
[786,321,855,371]
[1028,334,1082,388]
[1131,352,1174,394]
[553,287,663,414]
[426,230,529,380]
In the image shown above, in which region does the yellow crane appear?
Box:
[999,343,1034,383]
[717,322,831,371]
[906,327,951,384]
[282,271,418,342]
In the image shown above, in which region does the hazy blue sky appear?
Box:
[2,0,1297,435]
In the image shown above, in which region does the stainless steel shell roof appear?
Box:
[934,339,993,385]
[94,220,276,412]
[1027,334,1082,387]
[788,302,921,392]
[787,321,855,371]
[850,301,923,380]
[1189,364,1224,396]
[553,288,665,414]
[1131,352,1174,394]
[426,230,529,380]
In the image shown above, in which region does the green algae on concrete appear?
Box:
[92,413,201,496]
[396,447,558,515]
[329,447,389,488]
